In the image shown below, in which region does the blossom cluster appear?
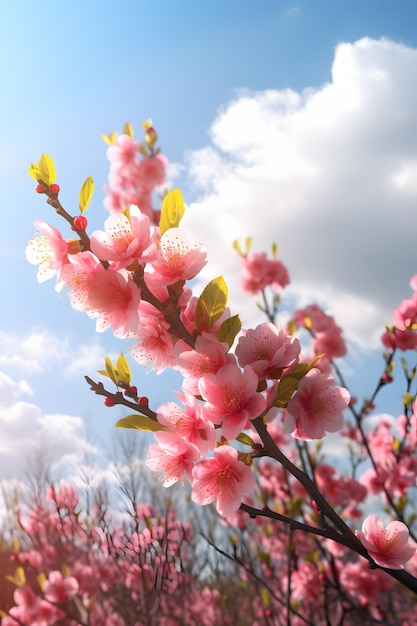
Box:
[26,125,351,521]
[0,482,242,626]
[24,119,417,615]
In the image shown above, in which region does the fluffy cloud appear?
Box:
[0,370,96,484]
[0,329,109,377]
[183,37,417,349]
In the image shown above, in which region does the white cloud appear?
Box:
[0,329,108,377]
[182,37,417,350]
[0,369,96,483]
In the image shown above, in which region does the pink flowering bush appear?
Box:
[0,479,255,625]
[16,119,417,622]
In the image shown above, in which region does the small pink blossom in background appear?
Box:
[106,134,140,166]
[199,363,266,439]
[89,205,155,269]
[284,368,349,440]
[293,303,347,360]
[43,570,79,603]
[239,251,289,295]
[355,514,416,569]
[191,445,255,517]
[381,327,417,351]
[136,153,167,190]
[3,584,62,626]
[46,481,79,512]
[146,431,200,487]
[392,293,417,330]
[25,220,69,283]
[339,559,393,606]
[312,330,347,360]
[236,323,300,379]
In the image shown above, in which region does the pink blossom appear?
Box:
[236,323,300,379]
[146,431,200,486]
[355,514,416,569]
[59,251,101,311]
[43,570,79,603]
[90,205,155,269]
[393,293,417,330]
[285,368,349,440]
[26,220,69,282]
[191,445,255,517]
[312,330,347,359]
[156,392,216,455]
[199,363,267,439]
[136,153,167,190]
[175,332,235,394]
[106,134,140,166]
[85,266,141,336]
[381,327,417,351]
[148,228,207,286]
[130,302,176,373]
[339,559,393,606]
[46,482,79,512]
[239,251,289,295]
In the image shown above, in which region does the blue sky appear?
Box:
[1,1,417,486]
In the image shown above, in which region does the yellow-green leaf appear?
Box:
[79,176,94,213]
[38,154,56,186]
[236,432,255,447]
[6,566,26,587]
[104,357,118,386]
[159,189,185,235]
[196,276,228,331]
[101,131,117,145]
[28,161,40,182]
[116,353,131,385]
[37,572,47,589]
[215,314,242,348]
[97,369,110,378]
[115,414,165,432]
[142,118,153,131]
[273,356,323,408]
[123,122,134,139]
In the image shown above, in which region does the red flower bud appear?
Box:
[104,397,115,407]
[36,183,46,194]
[138,396,149,406]
[49,183,60,194]
[73,215,88,230]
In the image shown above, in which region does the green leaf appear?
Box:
[116,353,131,385]
[273,356,323,409]
[159,189,185,235]
[79,176,94,213]
[115,414,165,432]
[236,432,255,447]
[215,314,242,348]
[196,276,228,331]
[38,154,56,186]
